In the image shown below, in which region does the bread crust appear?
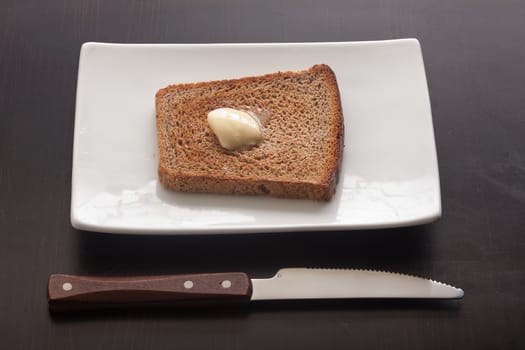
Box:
[155,64,344,201]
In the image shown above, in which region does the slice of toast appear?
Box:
[155,64,344,201]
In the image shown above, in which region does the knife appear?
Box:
[47,268,463,311]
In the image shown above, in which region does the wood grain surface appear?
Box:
[1,0,524,349]
[47,273,253,311]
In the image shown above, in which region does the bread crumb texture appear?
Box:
[155,64,344,200]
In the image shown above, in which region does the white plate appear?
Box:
[71,39,441,234]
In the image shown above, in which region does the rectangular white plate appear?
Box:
[71,39,441,234]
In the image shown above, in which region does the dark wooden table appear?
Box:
[1,0,524,348]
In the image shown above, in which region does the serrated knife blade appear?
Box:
[47,268,463,311]
[251,268,464,300]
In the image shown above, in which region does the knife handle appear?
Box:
[47,273,252,312]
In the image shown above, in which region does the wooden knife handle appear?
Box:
[47,273,252,312]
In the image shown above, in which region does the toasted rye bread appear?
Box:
[155,64,344,201]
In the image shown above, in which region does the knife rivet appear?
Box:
[62,282,72,291]
[221,280,232,288]
[184,280,194,289]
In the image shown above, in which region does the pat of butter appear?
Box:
[207,108,263,151]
